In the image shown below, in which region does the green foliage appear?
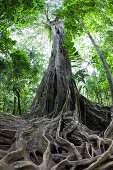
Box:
[64,31,83,68]
[10,50,31,78]
[85,71,111,105]
[63,0,98,35]
[0,57,7,72]
[62,0,113,104]
[0,48,45,114]
[106,31,113,47]
[0,0,45,23]
[0,0,45,114]
[73,69,89,84]
[0,0,45,55]
[63,0,113,40]
[45,0,63,21]
[0,31,16,54]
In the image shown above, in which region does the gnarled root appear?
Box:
[0,111,113,170]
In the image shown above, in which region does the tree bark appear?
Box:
[12,95,16,115]
[13,88,21,115]
[0,71,1,91]
[28,19,78,118]
[17,91,21,115]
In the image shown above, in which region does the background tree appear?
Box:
[10,50,31,115]
[0,48,45,115]
[63,0,113,104]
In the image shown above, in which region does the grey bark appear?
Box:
[94,71,103,104]
[12,95,16,115]
[13,88,21,115]
[28,19,79,118]
[16,91,21,115]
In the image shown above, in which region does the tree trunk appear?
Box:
[77,20,113,105]
[94,71,103,104]
[12,95,16,115]
[95,90,100,104]
[17,91,21,115]
[28,20,78,118]
[0,71,1,91]
[13,88,21,115]
[0,19,113,170]
[100,92,103,105]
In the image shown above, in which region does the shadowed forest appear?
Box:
[0,0,113,169]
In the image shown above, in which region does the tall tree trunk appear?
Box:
[94,71,103,104]
[77,20,113,105]
[12,95,16,115]
[95,90,100,104]
[28,20,79,118]
[16,91,21,115]
[0,71,1,91]
[13,88,21,115]
[100,92,103,105]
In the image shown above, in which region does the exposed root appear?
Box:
[6,161,40,170]
[104,118,113,138]
[84,140,113,170]
[55,115,82,160]
[39,130,54,170]
[97,160,113,170]
[0,110,113,170]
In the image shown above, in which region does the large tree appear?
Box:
[0,1,113,170]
